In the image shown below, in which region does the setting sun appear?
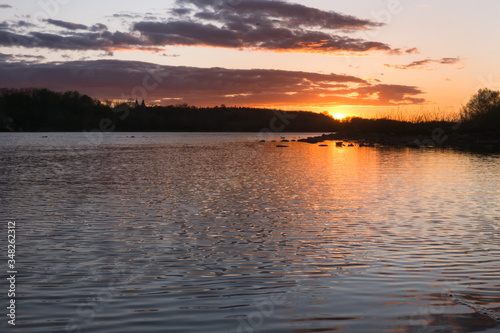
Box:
[331,113,347,120]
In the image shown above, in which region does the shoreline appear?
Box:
[297,131,500,153]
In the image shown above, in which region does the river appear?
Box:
[0,132,499,333]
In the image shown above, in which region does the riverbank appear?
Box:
[298,131,500,152]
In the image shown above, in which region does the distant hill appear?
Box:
[0,88,341,132]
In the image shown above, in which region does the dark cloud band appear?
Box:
[384,57,461,70]
[46,19,88,31]
[0,0,415,54]
[135,0,406,54]
[0,60,425,107]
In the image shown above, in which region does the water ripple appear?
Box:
[0,133,499,333]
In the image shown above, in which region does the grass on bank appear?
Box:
[376,107,460,123]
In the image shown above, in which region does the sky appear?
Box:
[0,0,499,118]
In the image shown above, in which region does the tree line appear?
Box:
[0,88,341,132]
[1,88,499,133]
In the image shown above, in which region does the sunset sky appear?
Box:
[1,0,499,118]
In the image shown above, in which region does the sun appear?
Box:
[331,112,347,120]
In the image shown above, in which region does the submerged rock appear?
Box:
[405,142,421,149]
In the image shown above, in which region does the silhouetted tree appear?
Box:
[460,88,500,131]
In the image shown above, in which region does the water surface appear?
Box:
[1,132,499,333]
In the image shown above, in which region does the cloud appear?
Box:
[0,4,11,9]
[0,52,12,60]
[0,20,36,31]
[187,0,382,31]
[46,19,88,30]
[14,54,45,61]
[133,0,412,54]
[134,20,400,53]
[112,12,142,19]
[0,52,45,64]
[384,57,461,70]
[0,60,426,107]
[89,23,108,32]
[0,0,414,55]
[0,51,45,64]
[161,53,180,57]
[10,20,36,28]
[439,57,460,64]
[0,28,155,52]
[405,48,419,54]
[356,84,425,104]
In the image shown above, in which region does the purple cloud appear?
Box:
[384,57,461,70]
[0,28,154,52]
[134,0,412,54]
[0,60,426,107]
[0,52,12,60]
[0,0,415,54]
[46,19,88,30]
